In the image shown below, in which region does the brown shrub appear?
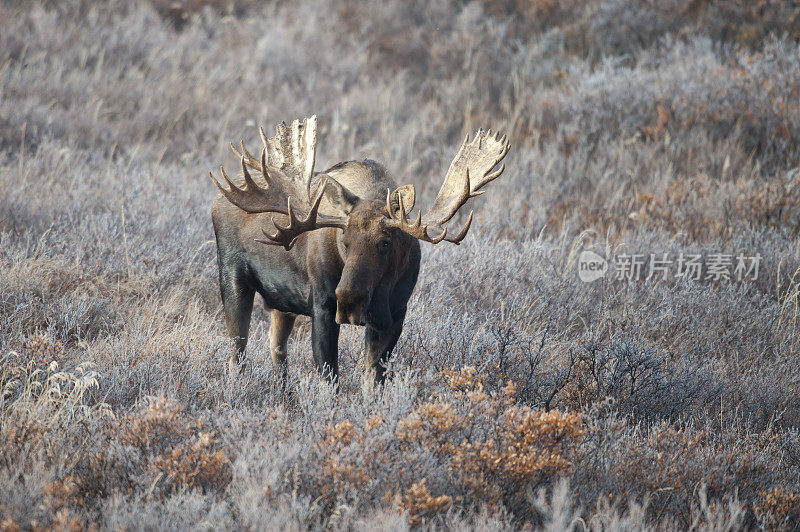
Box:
[118,397,193,453]
[480,0,596,38]
[43,476,84,511]
[311,416,386,504]
[737,176,800,234]
[150,430,231,492]
[397,367,584,518]
[0,417,44,468]
[74,397,231,503]
[0,510,21,532]
[395,479,452,527]
[19,334,67,369]
[576,413,782,528]
[755,487,800,531]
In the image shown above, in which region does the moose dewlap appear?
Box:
[210,116,510,390]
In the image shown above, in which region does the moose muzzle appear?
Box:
[335,287,369,326]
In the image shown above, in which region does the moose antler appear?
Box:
[230,116,318,203]
[386,129,510,244]
[254,175,346,249]
[210,116,348,250]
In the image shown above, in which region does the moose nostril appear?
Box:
[336,288,366,307]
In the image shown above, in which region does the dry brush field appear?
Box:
[2,0,800,529]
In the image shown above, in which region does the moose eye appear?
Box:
[378,240,390,254]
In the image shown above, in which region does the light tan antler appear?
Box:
[386,129,510,244]
[210,116,348,250]
[230,116,318,203]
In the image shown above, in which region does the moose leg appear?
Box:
[220,271,255,374]
[311,297,340,384]
[363,308,406,392]
[269,310,296,366]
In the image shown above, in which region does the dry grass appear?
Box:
[2,0,800,529]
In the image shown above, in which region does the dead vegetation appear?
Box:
[2,0,800,529]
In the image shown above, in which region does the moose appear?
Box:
[210,116,509,389]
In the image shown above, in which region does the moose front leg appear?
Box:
[219,270,255,375]
[363,307,406,393]
[311,297,340,384]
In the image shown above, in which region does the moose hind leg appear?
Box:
[220,271,255,374]
[269,310,296,366]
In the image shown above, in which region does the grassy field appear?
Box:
[2,0,800,529]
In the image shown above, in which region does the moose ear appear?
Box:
[389,185,416,215]
[313,174,359,216]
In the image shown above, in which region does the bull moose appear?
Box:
[210,116,509,389]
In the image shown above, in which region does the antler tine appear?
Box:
[384,166,469,244]
[240,155,261,191]
[256,196,300,251]
[471,163,506,194]
[213,165,234,190]
[259,126,270,150]
[260,147,269,179]
[209,156,284,215]
[255,229,285,247]
[385,187,448,244]
[444,210,473,244]
[255,175,347,250]
[470,135,511,193]
[243,141,261,169]
[386,188,420,227]
[231,140,262,171]
[385,188,397,222]
[398,194,424,230]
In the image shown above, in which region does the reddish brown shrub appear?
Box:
[398,367,584,517]
[395,479,452,526]
[755,487,800,531]
[150,430,231,492]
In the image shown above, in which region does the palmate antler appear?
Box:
[231,116,317,202]
[212,117,510,249]
[209,116,348,250]
[385,129,510,244]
